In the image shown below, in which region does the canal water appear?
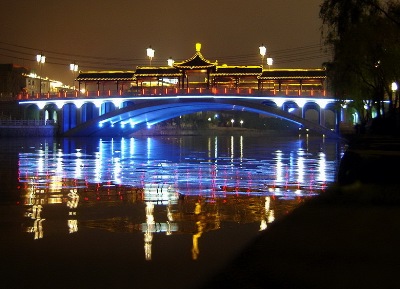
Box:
[0,134,345,289]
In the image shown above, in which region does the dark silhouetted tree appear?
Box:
[320,0,400,128]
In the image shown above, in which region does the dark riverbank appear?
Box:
[0,123,56,137]
[131,126,302,137]
[0,123,323,138]
[198,134,400,289]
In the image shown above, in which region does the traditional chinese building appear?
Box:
[76,43,327,94]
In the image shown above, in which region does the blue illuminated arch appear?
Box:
[62,103,78,132]
[81,102,98,122]
[62,98,340,138]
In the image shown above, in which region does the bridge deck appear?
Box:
[17,87,328,101]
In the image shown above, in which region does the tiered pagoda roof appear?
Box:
[173,43,217,69]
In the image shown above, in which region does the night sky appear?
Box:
[0,0,330,85]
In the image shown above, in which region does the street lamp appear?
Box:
[231,119,235,127]
[391,82,397,91]
[147,46,155,66]
[240,120,244,127]
[36,53,46,64]
[259,44,266,67]
[167,57,174,67]
[36,53,45,95]
[392,81,398,108]
[267,57,273,70]
[70,62,78,89]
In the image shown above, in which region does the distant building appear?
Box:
[0,64,28,98]
[24,72,52,96]
[0,63,70,99]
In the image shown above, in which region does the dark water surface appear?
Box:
[0,134,345,289]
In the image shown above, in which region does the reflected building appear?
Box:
[17,135,338,260]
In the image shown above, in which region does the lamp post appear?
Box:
[167,57,174,67]
[392,81,398,108]
[240,120,243,127]
[36,53,46,95]
[70,62,78,89]
[231,119,235,127]
[147,46,155,66]
[259,44,266,67]
[267,57,273,70]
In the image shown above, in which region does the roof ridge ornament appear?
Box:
[173,43,217,69]
[196,43,201,52]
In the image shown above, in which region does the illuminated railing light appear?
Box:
[295,99,306,108]
[73,100,85,109]
[316,99,329,109]
[91,100,102,108]
[112,99,123,108]
[272,98,285,107]
[35,101,47,110]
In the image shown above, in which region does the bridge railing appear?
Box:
[17,87,328,100]
[0,119,55,126]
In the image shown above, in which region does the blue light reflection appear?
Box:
[18,136,341,199]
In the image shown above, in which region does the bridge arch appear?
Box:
[61,97,340,138]
[282,101,299,113]
[62,103,79,132]
[121,100,135,108]
[101,101,116,115]
[303,102,320,124]
[22,103,58,123]
[24,104,41,120]
[324,102,340,129]
[261,100,278,108]
[261,99,333,127]
[81,102,98,123]
[43,103,58,123]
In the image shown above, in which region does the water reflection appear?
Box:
[17,135,343,261]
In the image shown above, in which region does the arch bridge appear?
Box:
[19,44,347,138]
[19,89,342,138]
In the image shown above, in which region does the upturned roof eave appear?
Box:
[173,51,217,69]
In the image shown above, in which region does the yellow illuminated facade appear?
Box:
[75,43,326,95]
